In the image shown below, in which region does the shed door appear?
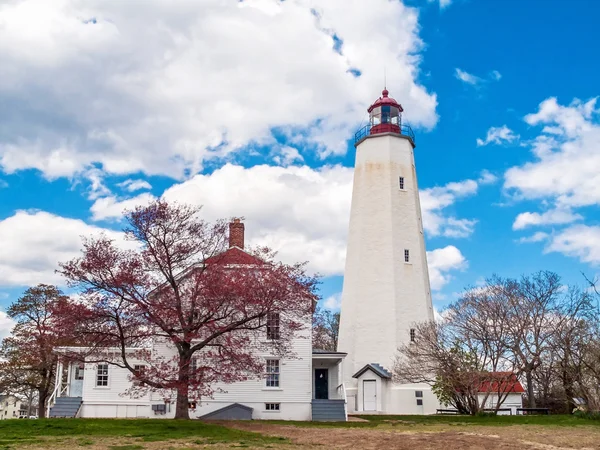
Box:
[363,380,377,411]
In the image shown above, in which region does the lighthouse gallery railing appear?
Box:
[354,123,415,145]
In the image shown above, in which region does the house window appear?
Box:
[410,328,416,342]
[265,403,280,411]
[188,401,197,409]
[399,176,405,190]
[417,399,423,406]
[74,363,84,380]
[266,312,280,340]
[96,364,109,387]
[133,365,146,376]
[415,390,423,398]
[404,249,410,263]
[265,359,280,387]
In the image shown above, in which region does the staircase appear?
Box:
[49,397,83,418]
[311,399,346,421]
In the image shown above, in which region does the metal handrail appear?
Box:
[354,123,415,145]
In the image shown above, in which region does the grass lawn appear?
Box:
[1,415,600,449]
[0,418,285,449]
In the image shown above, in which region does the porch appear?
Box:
[311,349,348,421]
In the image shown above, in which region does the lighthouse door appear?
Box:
[363,380,377,411]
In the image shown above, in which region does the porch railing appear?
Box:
[336,383,348,421]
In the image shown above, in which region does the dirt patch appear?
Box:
[228,422,600,450]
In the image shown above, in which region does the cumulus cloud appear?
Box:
[478,169,498,185]
[118,179,153,193]
[0,210,132,286]
[546,225,600,265]
[427,246,467,290]
[420,179,479,238]
[512,208,582,230]
[90,192,157,221]
[0,0,437,181]
[505,97,600,261]
[505,97,600,208]
[476,125,519,146]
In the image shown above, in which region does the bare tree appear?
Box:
[312,307,340,352]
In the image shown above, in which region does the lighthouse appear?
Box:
[337,89,437,414]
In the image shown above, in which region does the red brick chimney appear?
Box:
[229,219,244,249]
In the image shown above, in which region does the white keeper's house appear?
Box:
[50,89,444,420]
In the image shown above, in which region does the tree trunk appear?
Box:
[526,369,536,408]
[38,387,48,418]
[174,352,190,420]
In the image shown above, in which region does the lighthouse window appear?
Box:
[410,328,416,342]
[399,177,405,190]
[381,105,391,124]
[404,249,410,263]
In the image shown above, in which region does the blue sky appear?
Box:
[1,0,600,333]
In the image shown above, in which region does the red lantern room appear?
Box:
[367,89,403,135]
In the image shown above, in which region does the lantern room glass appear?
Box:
[370,105,401,127]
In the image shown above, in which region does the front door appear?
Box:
[363,380,377,411]
[70,363,84,397]
[315,369,329,399]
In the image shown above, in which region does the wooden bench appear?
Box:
[516,408,550,415]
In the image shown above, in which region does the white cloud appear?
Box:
[512,208,582,230]
[426,245,467,291]
[518,231,550,244]
[118,179,152,193]
[455,68,482,86]
[273,146,304,166]
[505,97,600,208]
[478,169,498,185]
[0,0,437,181]
[420,179,479,238]
[163,164,352,275]
[476,125,519,146]
[505,97,600,261]
[0,310,15,341]
[0,210,132,287]
[90,192,157,221]
[322,293,342,310]
[546,225,600,265]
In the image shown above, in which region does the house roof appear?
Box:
[352,363,392,379]
[478,372,525,394]
[312,349,347,356]
[204,246,264,266]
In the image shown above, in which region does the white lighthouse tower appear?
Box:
[338,89,437,414]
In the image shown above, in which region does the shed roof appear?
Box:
[352,363,392,379]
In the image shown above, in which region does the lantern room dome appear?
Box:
[367,89,403,113]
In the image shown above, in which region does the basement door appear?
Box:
[363,380,377,411]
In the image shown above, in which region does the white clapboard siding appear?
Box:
[79,317,313,420]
